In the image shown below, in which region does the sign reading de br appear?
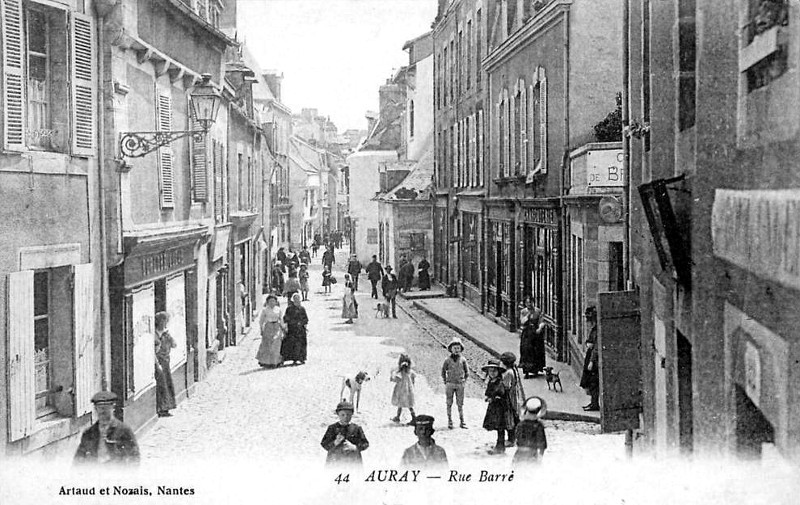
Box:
[587,150,624,187]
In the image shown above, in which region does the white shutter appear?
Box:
[2,0,25,152]
[540,74,548,174]
[520,85,527,176]
[7,270,35,441]
[70,12,95,156]
[72,263,94,416]
[156,91,174,208]
[528,84,535,173]
[478,109,484,187]
[189,105,208,202]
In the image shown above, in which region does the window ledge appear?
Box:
[492,175,526,184]
[22,414,81,454]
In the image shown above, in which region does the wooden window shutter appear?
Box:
[539,73,548,174]
[156,91,174,208]
[1,0,25,152]
[70,12,95,156]
[528,84,535,173]
[72,263,94,417]
[478,109,484,187]
[520,84,527,175]
[189,106,208,202]
[7,270,35,441]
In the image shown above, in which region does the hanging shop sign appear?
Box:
[712,189,800,291]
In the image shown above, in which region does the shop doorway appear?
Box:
[494,240,503,316]
[734,384,774,459]
[677,331,693,454]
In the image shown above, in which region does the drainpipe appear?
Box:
[559,8,570,363]
[94,3,113,391]
[622,0,632,290]
[622,0,635,458]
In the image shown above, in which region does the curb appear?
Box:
[412,300,600,425]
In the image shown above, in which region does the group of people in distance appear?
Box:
[321,336,548,470]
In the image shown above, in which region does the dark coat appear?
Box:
[483,377,515,431]
[399,261,415,287]
[417,259,431,290]
[320,422,369,466]
[519,310,546,374]
[322,250,335,268]
[74,418,140,465]
[282,304,308,361]
[512,419,547,465]
[580,325,599,390]
[381,273,399,299]
[347,259,363,276]
[365,261,384,281]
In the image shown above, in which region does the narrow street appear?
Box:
[132,247,626,501]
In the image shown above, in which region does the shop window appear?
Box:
[367,228,378,245]
[2,2,95,154]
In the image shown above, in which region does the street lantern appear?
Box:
[118,73,221,160]
[189,74,222,133]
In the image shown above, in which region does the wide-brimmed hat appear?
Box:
[481,359,506,373]
[522,396,547,419]
[499,352,517,367]
[385,265,393,271]
[335,401,355,413]
[447,337,464,352]
[91,390,118,405]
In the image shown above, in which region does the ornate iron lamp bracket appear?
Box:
[119,130,206,158]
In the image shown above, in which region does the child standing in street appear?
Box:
[482,359,515,455]
[441,338,469,429]
[299,263,310,301]
[513,396,548,466]
[322,265,333,294]
[390,354,416,424]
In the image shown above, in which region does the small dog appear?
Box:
[340,371,371,411]
[542,366,563,392]
[375,302,390,318]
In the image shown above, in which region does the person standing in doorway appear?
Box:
[154,311,177,418]
[519,297,546,378]
[347,254,363,290]
[580,306,600,411]
[441,338,469,429]
[417,257,431,291]
[365,255,384,299]
[381,265,399,318]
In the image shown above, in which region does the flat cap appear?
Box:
[335,400,355,413]
[91,391,118,404]
[410,415,435,427]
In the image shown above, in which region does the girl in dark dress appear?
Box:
[482,360,515,455]
[417,258,431,290]
[282,293,308,365]
[154,311,177,417]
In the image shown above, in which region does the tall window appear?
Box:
[467,20,473,90]
[237,153,244,210]
[477,9,483,88]
[449,40,455,102]
[677,0,696,131]
[409,100,415,138]
[514,89,523,175]
[443,46,449,107]
[33,271,52,416]
[498,95,506,177]
[642,0,651,151]
[458,30,463,96]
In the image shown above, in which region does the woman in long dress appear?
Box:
[154,311,177,417]
[256,295,284,368]
[519,299,546,378]
[281,293,309,365]
[417,258,431,291]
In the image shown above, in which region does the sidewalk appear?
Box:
[398,284,446,300]
[412,297,600,423]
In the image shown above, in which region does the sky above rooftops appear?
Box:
[238,0,436,132]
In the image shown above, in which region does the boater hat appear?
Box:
[522,396,547,419]
[481,359,506,373]
[91,391,118,405]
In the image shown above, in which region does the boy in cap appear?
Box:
[512,396,548,465]
[441,337,469,429]
[580,306,600,411]
[400,415,448,469]
[320,401,370,468]
[381,265,399,318]
[74,391,140,466]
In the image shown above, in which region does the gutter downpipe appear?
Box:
[622,0,635,458]
[96,11,111,390]
[559,8,570,363]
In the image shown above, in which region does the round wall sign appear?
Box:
[599,196,623,223]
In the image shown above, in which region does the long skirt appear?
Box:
[342,296,358,319]
[418,270,431,290]
[155,356,176,412]
[520,328,546,374]
[281,331,307,362]
[256,326,283,366]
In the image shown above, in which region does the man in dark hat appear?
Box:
[580,306,600,411]
[381,265,399,318]
[320,401,370,468]
[74,391,140,466]
[365,255,384,299]
[400,415,448,469]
